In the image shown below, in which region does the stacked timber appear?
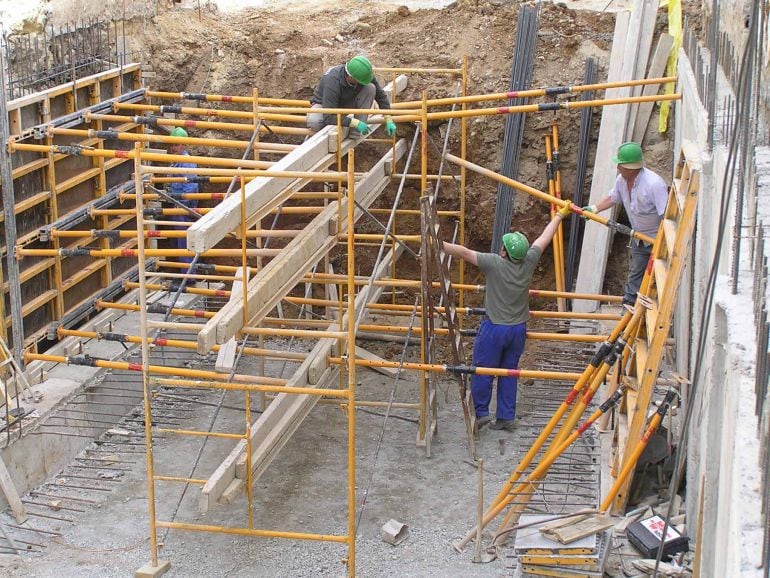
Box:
[515,514,612,577]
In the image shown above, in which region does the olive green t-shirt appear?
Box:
[476,246,543,325]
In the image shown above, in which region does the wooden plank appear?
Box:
[186,75,408,254]
[214,268,247,374]
[233,366,340,482]
[612,144,701,513]
[624,0,663,139]
[631,33,675,145]
[573,10,630,314]
[661,218,678,256]
[202,245,402,509]
[644,302,658,347]
[355,346,399,377]
[307,248,401,384]
[541,515,615,545]
[56,167,101,194]
[197,139,407,353]
[653,258,669,294]
[199,438,247,513]
[6,64,142,111]
[0,453,27,523]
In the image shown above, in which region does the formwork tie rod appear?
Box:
[391,76,677,108]
[16,247,281,259]
[24,352,287,385]
[327,357,582,381]
[145,77,674,109]
[85,112,310,136]
[47,127,296,152]
[145,89,309,106]
[395,92,681,123]
[115,101,421,119]
[58,327,305,362]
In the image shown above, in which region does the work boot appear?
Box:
[476,415,493,430]
[490,418,516,431]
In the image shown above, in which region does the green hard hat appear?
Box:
[345,55,374,85]
[502,232,529,261]
[170,127,188,138]
[611,141,643,168]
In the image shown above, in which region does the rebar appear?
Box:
[491,3,540,253]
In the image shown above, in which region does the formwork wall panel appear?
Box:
[1,64,143,347]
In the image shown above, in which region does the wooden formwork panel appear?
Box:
[1,64,143,348]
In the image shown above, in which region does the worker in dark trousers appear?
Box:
[306,55,397,138]
[443,204,573,431]
[167,126,199,264]
[581,141,669,308]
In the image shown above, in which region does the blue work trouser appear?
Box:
[470,318,527,421]
[624,239,652,306]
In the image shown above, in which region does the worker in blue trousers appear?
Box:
[167,126,199,263]
[443,203,572,431]
[307,55,397,138]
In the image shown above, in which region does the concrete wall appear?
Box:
[676,16,767,577]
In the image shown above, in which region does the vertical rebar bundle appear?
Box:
[1,19,138,101]
[490,3,540,253]
[565,57,597,296]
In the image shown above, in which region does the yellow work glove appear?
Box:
[557,202,573,219]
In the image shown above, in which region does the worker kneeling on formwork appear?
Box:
[306,55,397,137]
[443,204,573,432]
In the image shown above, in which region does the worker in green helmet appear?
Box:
[307,55,397,137]
[443,203,573,432]
[167,126,199,264]
[580,141,668,307]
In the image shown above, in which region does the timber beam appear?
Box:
[196,138,408,353]
[186,75,408,254]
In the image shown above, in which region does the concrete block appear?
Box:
[381,519,409,545]
[135,560,171,578]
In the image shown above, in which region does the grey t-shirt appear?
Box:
[476,246,543,325]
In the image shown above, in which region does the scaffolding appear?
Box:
[0,49,686,575]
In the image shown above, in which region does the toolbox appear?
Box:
[626,515,689,560]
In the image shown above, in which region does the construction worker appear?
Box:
[443,204,573,431]
[582,141,668,308]
[167,126,199,264]
[307,55,397,137]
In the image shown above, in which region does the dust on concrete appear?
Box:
[0,348,538,577]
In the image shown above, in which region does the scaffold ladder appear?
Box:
[420,195,476,458]
[610,141,701,512]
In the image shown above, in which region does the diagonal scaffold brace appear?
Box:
[453,302,648,552]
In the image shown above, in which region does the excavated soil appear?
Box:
[129,0,666,300]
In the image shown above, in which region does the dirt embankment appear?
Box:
[133,0,675,298]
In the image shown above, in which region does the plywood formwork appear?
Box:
[574,0,658,312]
[2,64,144,349]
